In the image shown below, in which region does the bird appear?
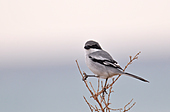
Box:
[84,40,149,94]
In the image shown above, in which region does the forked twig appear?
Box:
[123,99,136,112]
[83,96,95,112]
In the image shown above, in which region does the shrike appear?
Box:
[84,40,149,93]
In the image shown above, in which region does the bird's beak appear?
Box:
[84,46,90,50]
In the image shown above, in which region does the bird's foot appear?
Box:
[102,87,108,97]
[82,73,97,81]
[82,72,88,81]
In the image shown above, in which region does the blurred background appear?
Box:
[0,0,170,112]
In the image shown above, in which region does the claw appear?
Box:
[82,73,88,81]
[102,87,108,97]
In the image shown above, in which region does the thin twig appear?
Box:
[123,51,141,71]
[107,86,113,104]
[95,105,100,112]
[110,108,123,111]
[83,96,94,112]
[97,79,100,93]
[89,82,96,94]
[123,99,136,112]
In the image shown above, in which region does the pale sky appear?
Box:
[0,0,170,112]
[1,0,170,68]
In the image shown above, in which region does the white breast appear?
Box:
[85,54,110,79]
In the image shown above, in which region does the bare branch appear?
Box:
[97,79,100,93]
[123,51,141,71]
[89,82,96,94]
[123,99,136,112]
[83,96,94,112]
[76,51,141,112]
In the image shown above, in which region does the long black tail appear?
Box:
[124,72,149,83]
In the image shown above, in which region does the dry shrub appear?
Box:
[76,52,141,112]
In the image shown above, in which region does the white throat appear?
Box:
[85,48,101,55]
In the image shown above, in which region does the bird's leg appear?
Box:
[102,78,108,97]
[82,72,97,81]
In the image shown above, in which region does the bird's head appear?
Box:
[84,40,102,51]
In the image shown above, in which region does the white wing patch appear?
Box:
[103,61,123,70]
[92,55,108,61]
